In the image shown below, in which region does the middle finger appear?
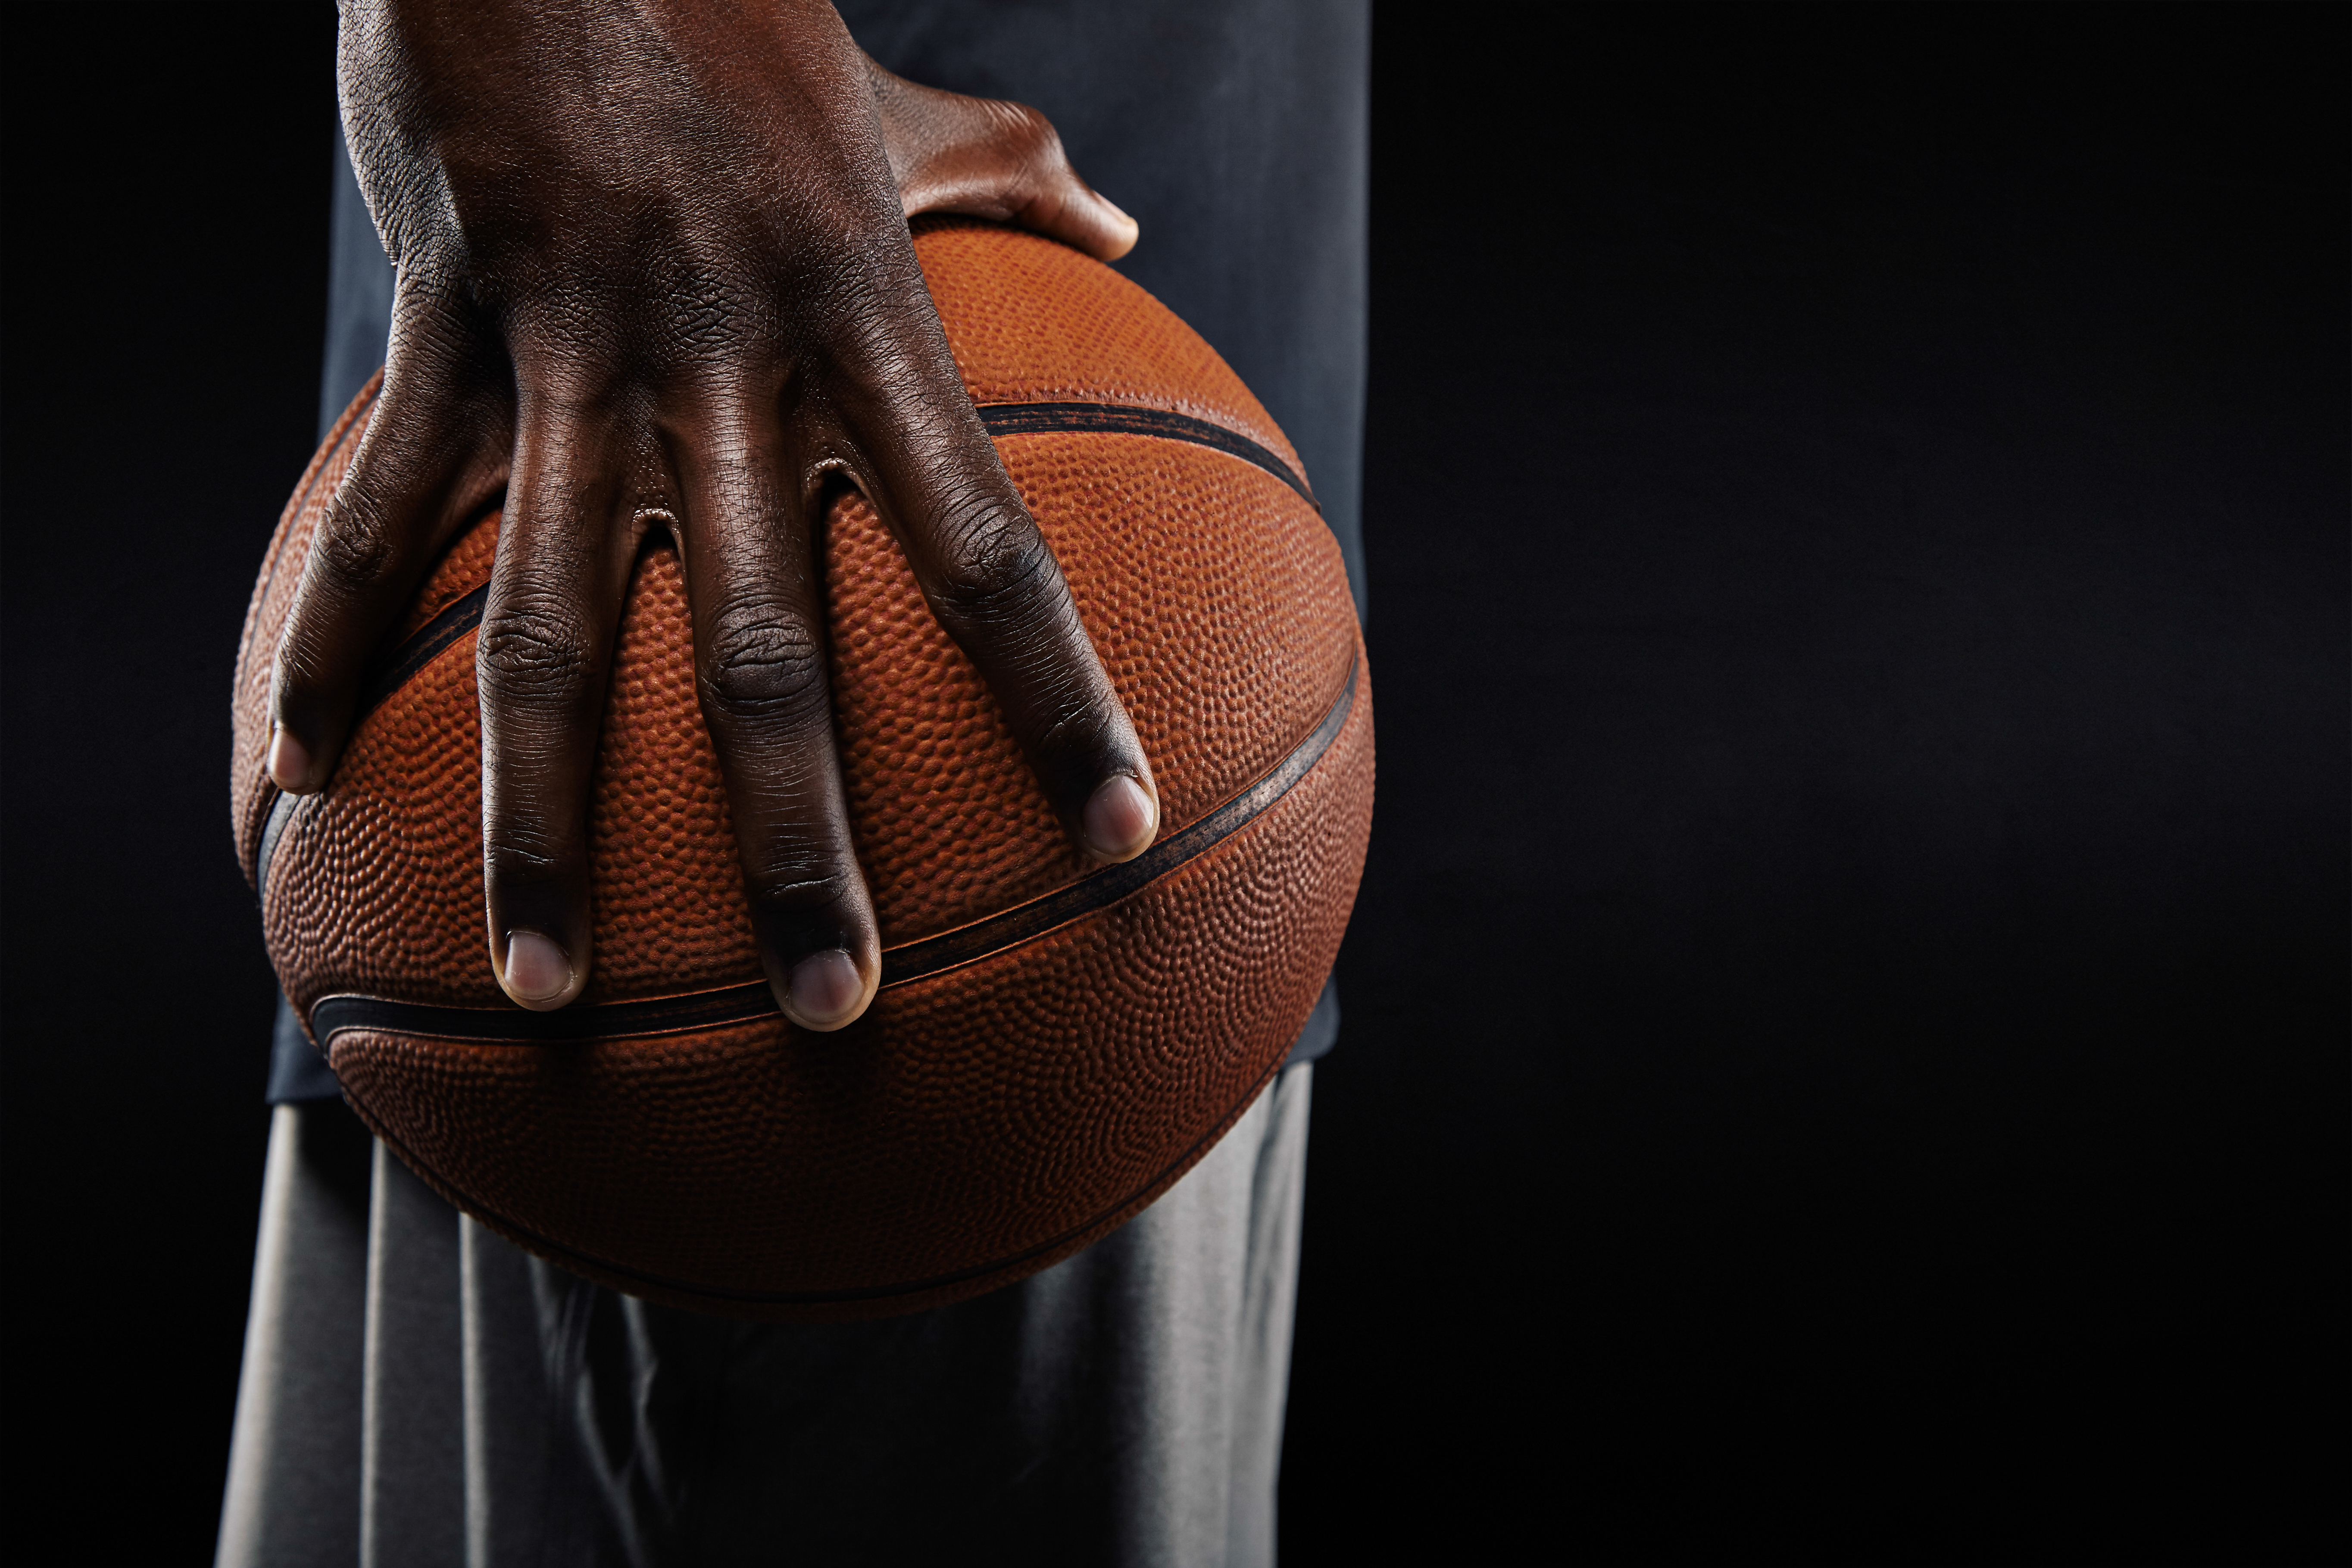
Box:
[673,390,881,1032]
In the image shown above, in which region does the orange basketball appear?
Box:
[230,221,1373,1321]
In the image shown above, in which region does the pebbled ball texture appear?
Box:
[230,221,1373,1319]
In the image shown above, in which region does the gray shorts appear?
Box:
[217,1066,1312,1567]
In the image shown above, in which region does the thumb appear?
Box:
[868,63,1139,261]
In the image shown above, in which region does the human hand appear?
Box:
[268,0,1159,1028]
[865,56,1138,261]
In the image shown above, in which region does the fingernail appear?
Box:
[1093,194,1139,256]
[1083,775,1157,861]
[787,949,865,1030]
[268,727,312,793]
[503,931,573,1006]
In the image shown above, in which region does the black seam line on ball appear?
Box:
[363,1053,1283,1307]
[254,790,298,902]
[252,582,494,893]
[364,584,491,711]
[306,651,1358,1048]
[975,402,1317,509]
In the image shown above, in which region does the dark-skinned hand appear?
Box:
[269,0,1160,1029]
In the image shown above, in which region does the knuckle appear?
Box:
[1030,693,1114,763]
[269,638,330,709]
[477,600,593,700]
[931,511,1058,629]
[996,101,1062,166]
[745,858,854,918]
[271,635,325,700]
[483,835,565,881]
[311,490,403,592]
[698,606,828,722]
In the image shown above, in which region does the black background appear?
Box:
[2,4,2343,1562]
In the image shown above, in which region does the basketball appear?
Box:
[229,220,1373,1321]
